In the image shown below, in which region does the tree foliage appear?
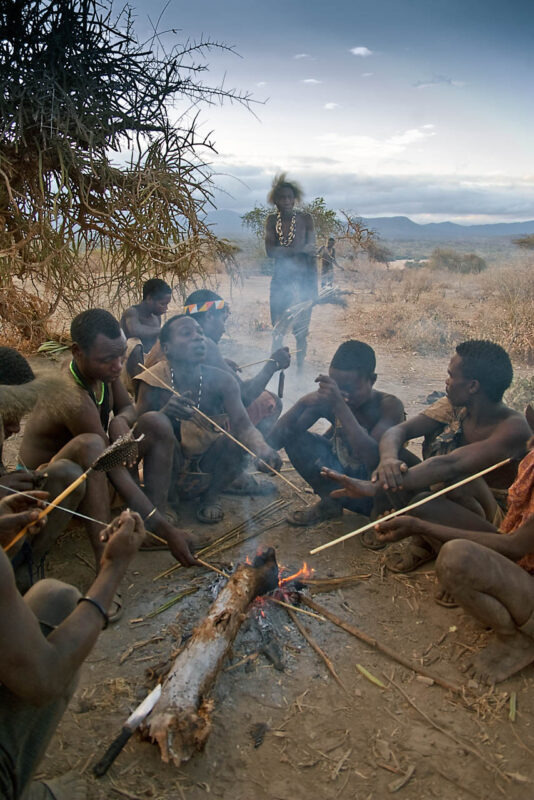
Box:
[514,234,534,250]
[241,196,343,243]
[0,0,247,345]
[427,248,487,274]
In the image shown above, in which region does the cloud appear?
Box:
[350,46,373,57]
[362,72,374,77]
[414,75,465,89]
[324,102,339,110]
[256,81,267,87]
[293,53,311,59]
[316,125,436,161]
[301,78,322,84]
[209,166,534,223]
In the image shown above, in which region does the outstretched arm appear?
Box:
[218,372,281,469]
[381,415,529,494]
[374,512,534,562]
[374,414,446,490]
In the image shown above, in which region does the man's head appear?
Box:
[327,237,335,246]
[71,309,126,383]
[160,314,206,364]
[446,340,513,405]
[0,347,35,438]
[267,172,303,215]
[329,340,377,408]
[184,290,229,344]
[142,278,172,317]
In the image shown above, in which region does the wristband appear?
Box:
[77,596,109,630]
[144,507,157,522]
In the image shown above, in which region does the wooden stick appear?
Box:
[196,558,229,578]
[285,607,347,693]
[137,363,310,503]
[5,470,89,552]
[310,457,511,555]
[302,596,463,694]
[268,597,326,622]
[238,350,300,370]
[386,674,508,780]
[152,499,289,582]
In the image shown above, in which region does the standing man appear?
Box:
[120,278,172,392]
[318,237,341,287]
[265,173,317,370]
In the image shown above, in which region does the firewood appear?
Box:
[146,548,279,766]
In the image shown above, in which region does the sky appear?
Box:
[131,0,534,224]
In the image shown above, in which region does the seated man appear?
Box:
[324,340,532,571]
[135,314,282,523]
[20,309,196,579]
[369,438,534,685]
[0,498,144,799]
[120,278,172,394]
[268,340,405,526]
[0,347,86,593]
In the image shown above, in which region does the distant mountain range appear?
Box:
[206,209,534,242]
[361,216,534,241]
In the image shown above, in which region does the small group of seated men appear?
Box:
[314,340,534,685]
[1,296,534,800]
[2,283,534,699]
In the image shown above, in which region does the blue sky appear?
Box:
[131,0,534,223]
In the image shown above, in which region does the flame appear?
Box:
[278,561,314,587]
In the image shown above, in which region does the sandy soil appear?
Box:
[13,269,534,800]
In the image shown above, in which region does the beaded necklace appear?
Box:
[170,367,203,408]
[275,211,296,247]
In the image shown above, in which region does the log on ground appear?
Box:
[146,548,279,766]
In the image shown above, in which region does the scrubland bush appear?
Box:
[475,265,534,364]
[505,376,534,412]
[428,248,487,274]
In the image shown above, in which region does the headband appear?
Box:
[183,300,226,315]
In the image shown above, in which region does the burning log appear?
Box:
[146,548,279,766]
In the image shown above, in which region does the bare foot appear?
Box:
[385,535,435,573]
[197,495,224,523]
[464,631,534,684]
[286,497,343,527]
[434,588,458,608]
[31,771,86,800]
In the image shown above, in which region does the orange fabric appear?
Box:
[500,449,534,573]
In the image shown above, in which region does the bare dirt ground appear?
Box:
[13,269,534,800]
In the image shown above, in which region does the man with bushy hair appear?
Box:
[264,173,317,370]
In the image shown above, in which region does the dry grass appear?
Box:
[344,252,534,364]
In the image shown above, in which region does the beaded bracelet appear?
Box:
[77,596,109,630]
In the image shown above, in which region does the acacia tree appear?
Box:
[241,197,343,243]
[0,0,247,345]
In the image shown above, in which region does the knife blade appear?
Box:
[93,683,162,776]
